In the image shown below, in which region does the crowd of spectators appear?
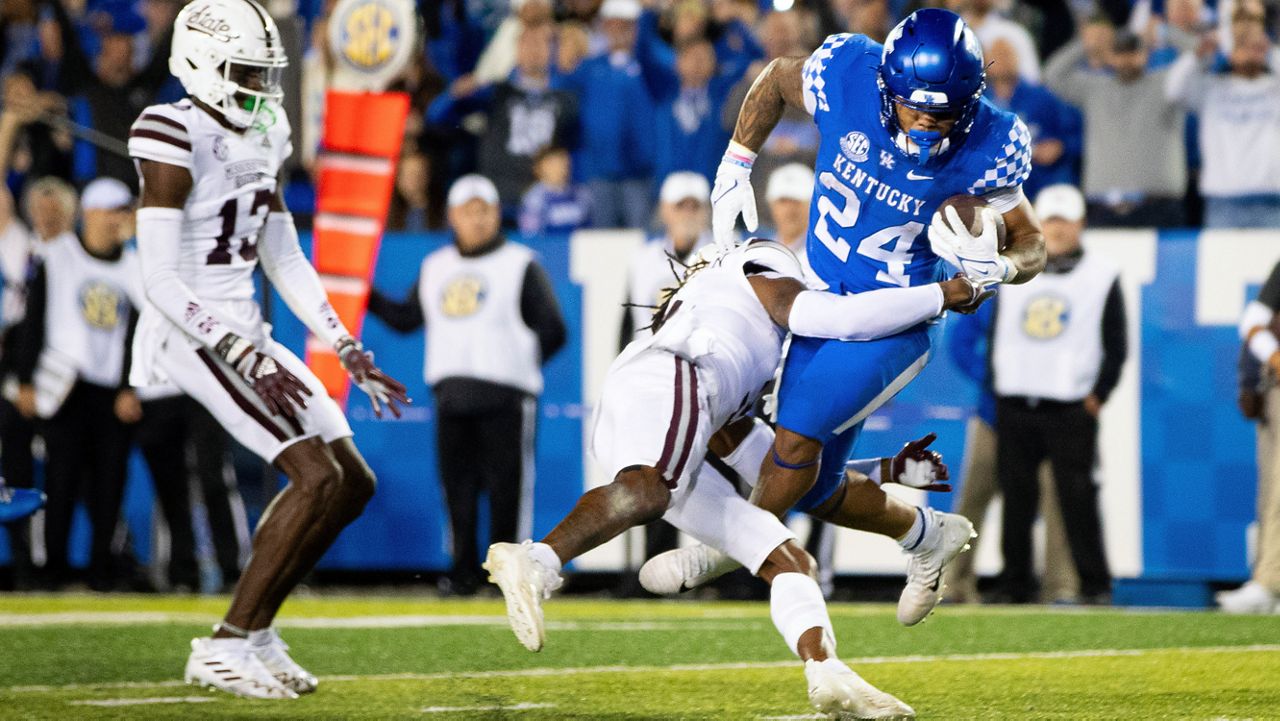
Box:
[2,0,1278,234]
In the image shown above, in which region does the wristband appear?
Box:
[998,255,1017,284]
[1250,329,1280,365]
[723,140,757,169]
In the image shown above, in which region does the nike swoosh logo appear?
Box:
[907,171,933,180]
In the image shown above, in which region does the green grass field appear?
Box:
[0,593,1278,719]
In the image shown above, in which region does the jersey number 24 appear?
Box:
[814,171,923,288]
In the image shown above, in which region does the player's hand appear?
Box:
[885,433,951,492]
[14,384,36,419]
[216,333,312,417]
[1239,388,1266,422]
[710,143,758,248]
[113,390,143,424]
[929,206,1010,284]
[940,273,998,314]
[336,337,411,419]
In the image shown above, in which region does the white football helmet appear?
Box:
[169,0,288,129]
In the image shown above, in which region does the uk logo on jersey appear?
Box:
[839,131,870,163]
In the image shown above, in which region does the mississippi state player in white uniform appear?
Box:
[129,0,408,700]
[486,239,985,719]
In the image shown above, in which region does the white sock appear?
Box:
[770,572,836,658]
[247,628,274,647]
[897,507,927,551]
[527,541,563,575]
[721,419,774,487]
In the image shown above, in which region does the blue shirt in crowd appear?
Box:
[563,53,655,183]
[520,183,592,236]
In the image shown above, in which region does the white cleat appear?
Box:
[639,543,742,595]
[250,628,318,694]
[805,658,915,720]
[184,637,298,700]
[898,509,976,626]
[1216,582,1279,614]
[483,541,563,652]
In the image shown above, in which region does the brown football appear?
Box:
[938,194,1008,251]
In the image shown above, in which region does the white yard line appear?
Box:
[420,702,555,714]
[0,611,760,632]
[8,644,1278,694]
[69,696,217,707]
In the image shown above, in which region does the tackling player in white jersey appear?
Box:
[128,0,409,699]
[486,239,986,718]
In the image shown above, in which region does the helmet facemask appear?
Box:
[216,57,286,130]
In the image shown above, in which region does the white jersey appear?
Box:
[127,99,293,383]
[628,239,804,428]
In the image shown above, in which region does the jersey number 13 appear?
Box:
[207,189,273,265]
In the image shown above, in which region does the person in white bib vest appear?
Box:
[990,183,1127,604]
[8,178,145,590]
[1224,257,1280,613]
[368,174,567,596]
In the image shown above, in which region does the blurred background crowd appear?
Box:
[0,0,1278,604]
[3,0,1279,236]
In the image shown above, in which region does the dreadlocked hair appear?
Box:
[629,251,714,334]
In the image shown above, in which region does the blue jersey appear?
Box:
[799,34,1032,294]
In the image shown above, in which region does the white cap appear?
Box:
[1035,184,1086,222]
[659,171,710,205]
[80,178,133,211]
[599,0,641,21]
[765,163,815,203]
[447,174,500,208]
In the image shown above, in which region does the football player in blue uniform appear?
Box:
[711,8,1046,619]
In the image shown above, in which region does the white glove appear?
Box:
[928,206,1015,284]
[710,141,758,249]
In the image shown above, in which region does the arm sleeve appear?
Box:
[1091,278,1128,402]
[135,207,242,349]
[10,260,44,384]
[844,457,884,484]
[787,285,944,341]
[257,213,350,347]
[520,261,567,363]
[366,278,425,333]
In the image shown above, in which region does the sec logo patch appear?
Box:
[1022,295,1070,340]
[840,131,870,163]
[441,276,486,318]
[80,281,123,329]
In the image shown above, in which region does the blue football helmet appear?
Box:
[878,8,986,165]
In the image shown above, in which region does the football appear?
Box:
[938,194,1009,251]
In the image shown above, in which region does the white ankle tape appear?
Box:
[770,572,835,658]
[722,419,774,488]
[527,541,563,575]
